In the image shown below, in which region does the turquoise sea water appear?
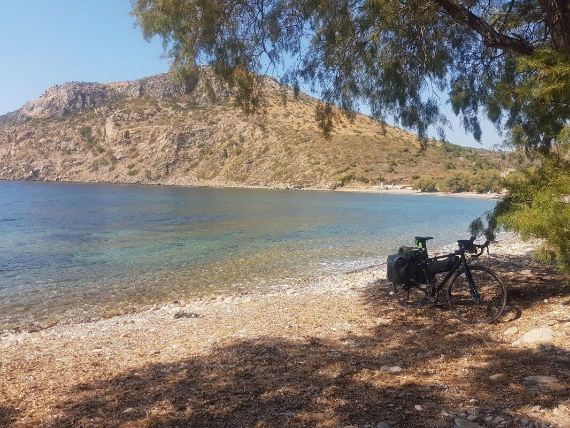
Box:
[0,181,495,329]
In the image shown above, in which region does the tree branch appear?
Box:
[433,0,535,55]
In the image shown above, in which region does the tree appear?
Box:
[133,0,569,142]
[133,0,570,269]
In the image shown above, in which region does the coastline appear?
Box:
[2,236,568,427]
[0,177,503,200]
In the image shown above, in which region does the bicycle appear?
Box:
[388,236,507,324]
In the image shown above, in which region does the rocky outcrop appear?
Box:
[1,68,231,121]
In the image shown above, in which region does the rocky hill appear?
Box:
[0,69,512,191]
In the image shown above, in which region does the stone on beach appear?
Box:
[514,327,554,346]
[380,365,403,373]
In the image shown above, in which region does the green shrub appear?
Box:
[338,173,355,186]
[441,172,471,193]
[494,158,570,272]
[470,170,503,193]
[414,177,438,192]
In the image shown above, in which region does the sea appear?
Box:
[0,181,496,330]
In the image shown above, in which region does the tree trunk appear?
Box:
[433,0,535,55]
[540,0,570,55]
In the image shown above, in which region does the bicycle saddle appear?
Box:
[415,236,433,250]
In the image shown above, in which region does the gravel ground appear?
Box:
[0,238,568,427]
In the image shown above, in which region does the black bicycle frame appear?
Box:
[417,250,476,296]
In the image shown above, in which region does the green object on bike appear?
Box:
[386,237,507,324]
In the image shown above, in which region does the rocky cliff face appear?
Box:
[0,69,507,189]
[4,70,230,121]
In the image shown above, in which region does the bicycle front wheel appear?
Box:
[394,283,428,308]
[446,265,507,324]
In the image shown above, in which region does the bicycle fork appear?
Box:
[464,266,481,303]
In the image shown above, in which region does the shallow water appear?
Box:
[0,181,495,329]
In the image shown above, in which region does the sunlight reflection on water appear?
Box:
[0,181,495,329]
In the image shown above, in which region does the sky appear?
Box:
[0,0,502,149]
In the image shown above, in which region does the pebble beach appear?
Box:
[1,237,569,427]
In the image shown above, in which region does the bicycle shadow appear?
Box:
[486,253,570,322]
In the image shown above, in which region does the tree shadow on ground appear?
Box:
[18,256,569,427]
[0,405,20,426]
[44,329,569,427]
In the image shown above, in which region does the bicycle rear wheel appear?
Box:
[446,265,507,324]
[394,283,428,308]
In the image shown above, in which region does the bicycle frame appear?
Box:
[414,250,478,300]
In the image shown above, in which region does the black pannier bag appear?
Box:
[428,255,458,275]
[387,252,414,284]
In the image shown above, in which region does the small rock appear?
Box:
[546,320,556,326]
[380,365,403,373]
[414,405,423,411]
[376,422,391,428]
[553,405,569,418]
[470,407,481,417]
[453,417,485,428]
[466,415,478,421]
[525,375,558,385]
[122,407,136,414]
[489,373,507,382]
[469,399,478,404]
[484,416,493,422]
[492,416,505,424]
[504,326,519,335]
[173,311,200,319]
[515,327,554,345]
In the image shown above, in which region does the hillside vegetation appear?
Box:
[0,71,517,191]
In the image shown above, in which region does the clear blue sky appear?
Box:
[0,0,502,149]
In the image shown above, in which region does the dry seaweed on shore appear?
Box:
[1,242,569,427]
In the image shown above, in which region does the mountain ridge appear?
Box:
[0,69,511,191]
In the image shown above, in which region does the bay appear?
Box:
[0,181,495,329]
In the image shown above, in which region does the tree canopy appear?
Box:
[133,0,569,145]
[133,0,570,270]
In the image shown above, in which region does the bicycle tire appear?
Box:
[394,283,428,308]
[446,264,507,324]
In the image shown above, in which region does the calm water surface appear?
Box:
[0,181,495,329]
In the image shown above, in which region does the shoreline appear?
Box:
[0,233,523,336]
[0,177,503,200]
[0,235,537,338]
[2,238,569,427]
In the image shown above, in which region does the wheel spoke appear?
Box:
[446,265,506,324]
